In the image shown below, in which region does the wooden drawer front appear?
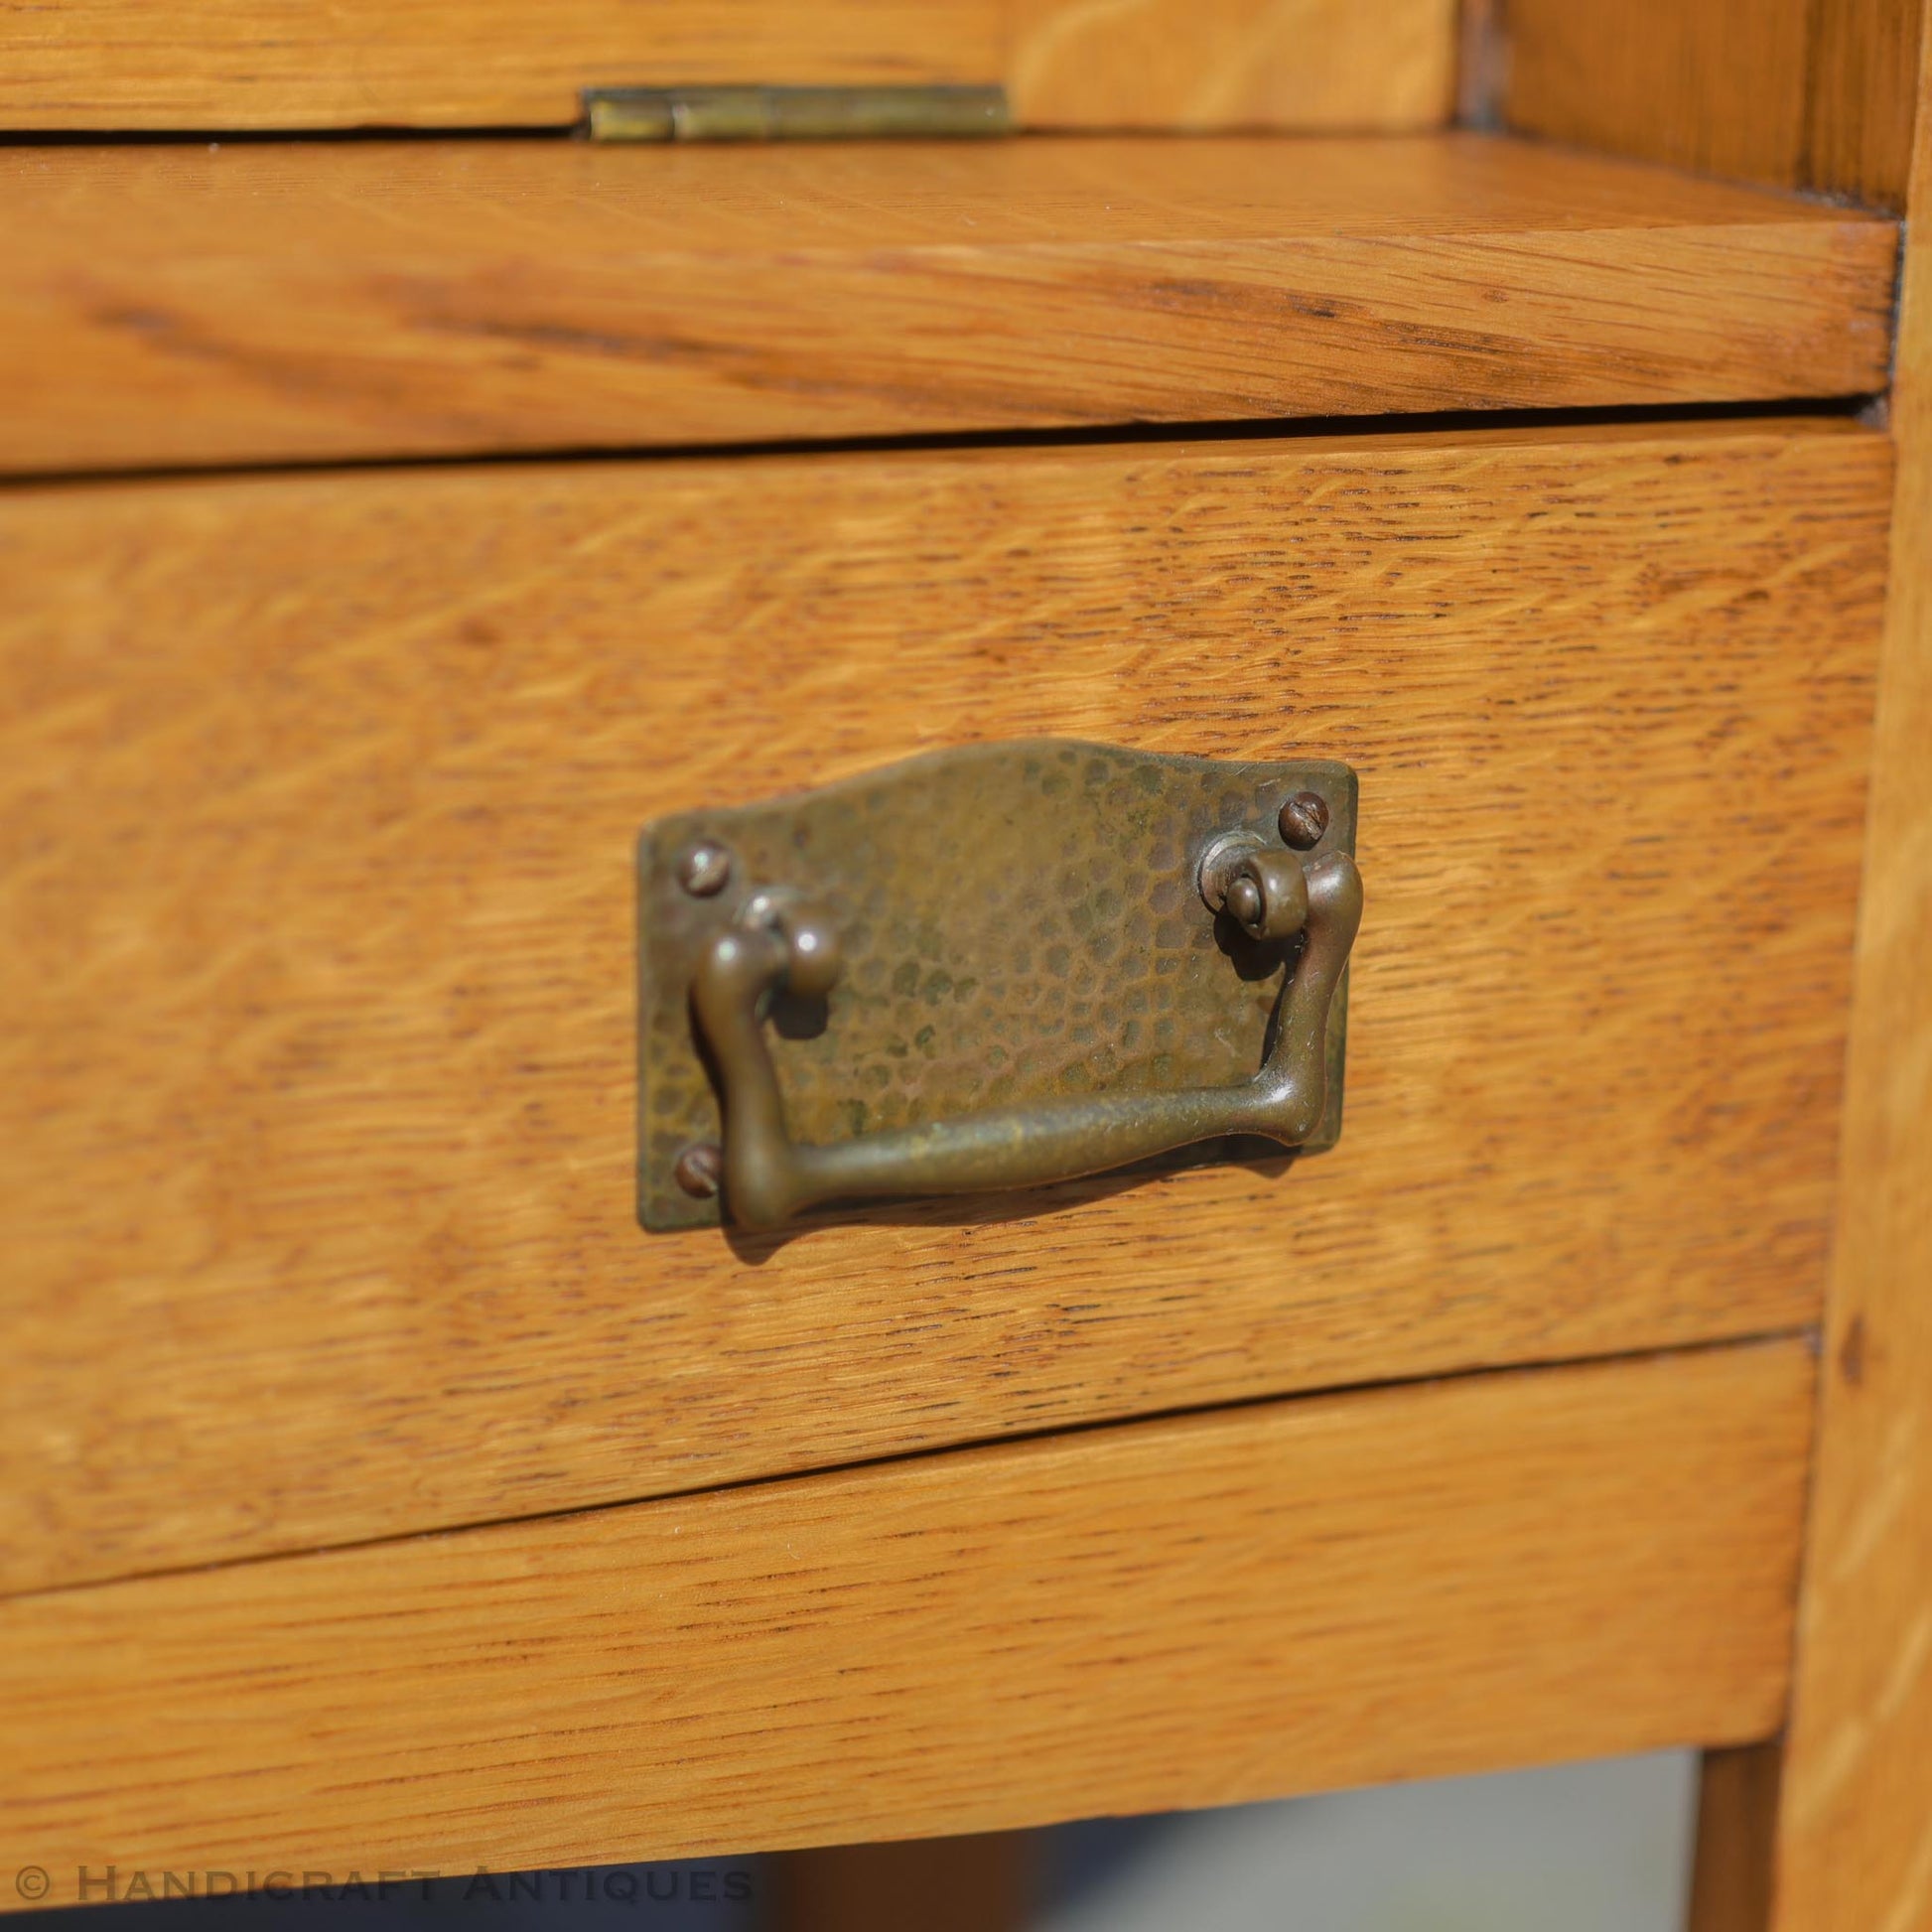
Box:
[0,1341,1812,1887]
[0,418,1887,1593]
[0,0,1456,133]
[1,136,1893,476]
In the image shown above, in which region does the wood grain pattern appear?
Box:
[1007,0,1455,129]
[0,0,997,128]
[1770,21,1932,1931]
[0,0,1453,132]
[1803,0,1927,207]
[0,419,1888,1595]
[1499,0,1812,192]
[0,1343,1817,1898]
[0,134,1895,477]
[1499,0,1925,208]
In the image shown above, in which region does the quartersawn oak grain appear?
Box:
[0,1342,1816,1900]
[1770,17,1932,1930]
[0,418,1889,1595]
[0,134,1895,476]
[0,0,1456,133]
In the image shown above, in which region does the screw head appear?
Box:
[1279,790,1330,851]
[672,1142,725,1198]
[676,840,732,897]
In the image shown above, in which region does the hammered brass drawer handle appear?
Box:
[689,840,1363,1231]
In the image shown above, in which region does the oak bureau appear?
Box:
[1,4,1928,1928]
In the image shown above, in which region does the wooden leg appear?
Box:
[1688,1743,1783,1932]
[1764,12,1932,1932]
[768,1831,1033,1932]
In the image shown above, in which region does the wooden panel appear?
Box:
[1498,0,1813,191]
[0,0,1453,132]
[1770,21,1932,1932]
[0,134,1895,477]
[1498,0,1925,208]
[1008,0,1455,129]
[0,1343,1816,1898]
[1803,0,1927,207]
[0,418,1888,1594]
[0,0,999,128]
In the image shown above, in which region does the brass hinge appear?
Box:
[584,83,1011,143]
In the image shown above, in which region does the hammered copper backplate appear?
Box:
[638,741,1356,1229]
